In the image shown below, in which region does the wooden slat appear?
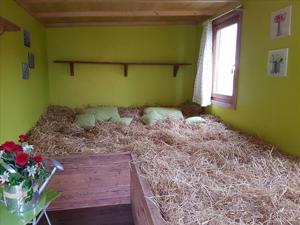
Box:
[15,0,240,27]
[35,11,214,18]
[44,20,201,27]
[47,153,132,211]
[40,17,208,27]
[40,16,204,25]
[21,2,236,15]
[130,156,167,225]
[18,0,240,2]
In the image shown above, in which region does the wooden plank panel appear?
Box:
[47,153,132,211]
[40,15,207,26]
[49,188,130,211]
[44,20,202,27]
[15,0,240,27]
[35,10,214,18]
[18,1,239,12]
[130,158,167,225]
[39,15,206,27]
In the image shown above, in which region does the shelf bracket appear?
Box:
[0,17,20,36]
[173,65,180,77]
[69,63,74,76]
[124,64,128,77]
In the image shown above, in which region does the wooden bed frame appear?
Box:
[46,152,166,225]
[131,156,167,225]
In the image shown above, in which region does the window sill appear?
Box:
[211,98,236,110]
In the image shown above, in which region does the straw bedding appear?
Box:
[29,106,300,225]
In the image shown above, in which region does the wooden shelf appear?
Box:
[0,17,20,36]
[53,60,192,77]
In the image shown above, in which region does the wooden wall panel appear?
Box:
[47,152,132,211]
[131,159,167,225]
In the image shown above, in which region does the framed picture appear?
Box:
[23,30,31,48]
[267,48,289,77]
[271,6,292,39]
[28,52,35,69]
[22,63,30,80]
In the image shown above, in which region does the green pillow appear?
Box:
[185,116,206,125]
[82,107,98,115]
[83,106,120,121]
[110,117,133,126]
[75,114,96,129]
[144,107,184,120]
[141,111,163,125]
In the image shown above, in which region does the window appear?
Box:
[212,12,242,109]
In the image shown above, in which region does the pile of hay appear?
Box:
[30,106,300,225]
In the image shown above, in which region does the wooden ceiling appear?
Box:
[15,0,240,27]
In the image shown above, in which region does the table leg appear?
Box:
[33,203,52,225]
[32,218,37,225]
[44,211,52,225]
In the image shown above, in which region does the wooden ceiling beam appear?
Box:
[20,2,235,12]
[20,0,239,3]
[15,0,240,27]
[40,15,205,23]
[44,20,202,27]
[39,14,209,27]
[35,10,218,18]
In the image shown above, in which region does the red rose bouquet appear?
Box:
[0,135,48,202]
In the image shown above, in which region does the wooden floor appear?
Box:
[39,204,134,225]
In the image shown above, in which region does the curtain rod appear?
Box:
[210,4,243,22]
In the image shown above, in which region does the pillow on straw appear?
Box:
[83,106,120,121]
[144,107,184,120]
[185,116,206,125]
[75,114,96,129]
[141,111,163,125]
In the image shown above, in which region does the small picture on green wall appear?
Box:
[22,62,29,80]
[28,52,35,69]
[23,29,31,48]
[271,6,292,39]
[267,48,288,77]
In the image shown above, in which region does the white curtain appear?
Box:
[192,21,213,107]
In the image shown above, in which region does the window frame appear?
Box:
[211,11,242,109]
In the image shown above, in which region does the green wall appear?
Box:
[210,0,300,156]
[2,0,299,157]
[46,26,201,107]
[0,0,49,142]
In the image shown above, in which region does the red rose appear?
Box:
[16,152,29,167]
[19,135,29,142]
[0,141,23,152]
[13,144,23,152]
[33,155,43,164]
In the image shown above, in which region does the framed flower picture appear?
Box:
[267,48,288,77]
[271,6,292,39]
